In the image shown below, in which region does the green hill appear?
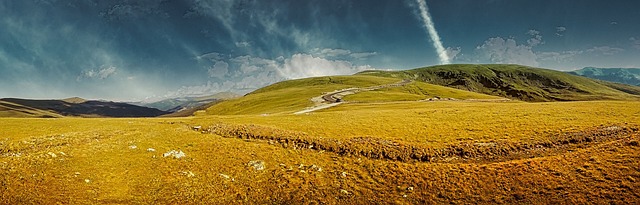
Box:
[205,75,499,115]
[358,64,640,102]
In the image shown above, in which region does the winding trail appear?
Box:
[294,79,411,114]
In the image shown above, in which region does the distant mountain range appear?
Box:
[134,92,241,113]
[0,97,169,118]
[568,67,640,86]
[0,92,242,118]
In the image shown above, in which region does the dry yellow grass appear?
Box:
[1,100,639,204]
[196,101,640,147]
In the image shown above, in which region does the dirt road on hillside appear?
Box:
[294,79,412,114]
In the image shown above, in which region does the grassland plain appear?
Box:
[1,100,640,204]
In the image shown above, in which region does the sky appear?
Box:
[1,0,639,101]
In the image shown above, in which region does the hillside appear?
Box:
[358,64,640,102]
[0,98,169,118]
[0,100,63,118]
[205,75,499,115]
[568,67,640,86]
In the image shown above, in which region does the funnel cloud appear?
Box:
[415,0,450,64]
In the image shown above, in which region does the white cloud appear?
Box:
[313,48,351,57]
[235,41,250,47]
[630,37,640,49]
[585,46,624,55]
[196,52,224,61]
[538,46,624,62]
[537,51,582,62]
[79,66,117,80]
[445,47,462,61]
[476,37,539,66]
[310,48,378,60]
[611,21,618,25]
[555,26,566,36]
[231,55,280,74]
[350,52,378,59]
[472,30,627,67]
[281,53,370,79]
[526,29,543,47]
[208,61,229,78]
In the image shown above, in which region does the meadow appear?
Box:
[1,100,639,204]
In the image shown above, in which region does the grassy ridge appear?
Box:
[205,75,401,115]
[358,64,640,102]
[343,81,500,103]
[206,74,500,115]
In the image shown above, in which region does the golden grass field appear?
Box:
[2,99,640,204]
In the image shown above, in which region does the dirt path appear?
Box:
[294,79,412,114]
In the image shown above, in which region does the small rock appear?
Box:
[181,171,195,177]
[192,126,202,130]
[340,189,349,195]
[163,150,186,159]
[84,179,91,183]
[147,148,156,152]
[407,187,414,191]
[403,194,408,198]
[248,160,266,171]
[47,152,57,158]
[220,173,230,179]
[129,145,137,149]
[59,152,67,156]
[341,172,347,178]
[309,165,322,172]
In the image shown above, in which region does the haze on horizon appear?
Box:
[1,0,639,102]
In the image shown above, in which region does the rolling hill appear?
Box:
[205,64,640,116]
[205,75,501,115]
[568,67,640,86]
[358,64,640,102]
[0,98,169,118]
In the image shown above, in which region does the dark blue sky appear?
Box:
[1,0,639,101]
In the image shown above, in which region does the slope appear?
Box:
[0,100,63,118]
[358,64,640,102]
[205,75,500,115]
[0,98,169,118]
